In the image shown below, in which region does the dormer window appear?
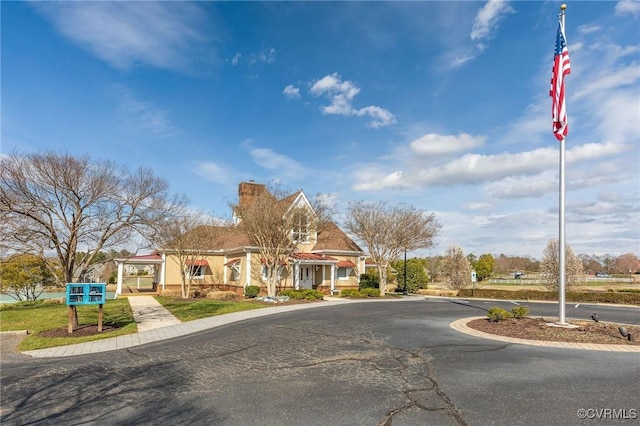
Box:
[292,222,309,243]
[291,210,311,243]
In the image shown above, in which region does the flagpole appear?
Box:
[558,4,567,325]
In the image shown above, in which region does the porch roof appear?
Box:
[336,260,356,268]
[290,253,337,262]
[186,259,209,267]
[114,254,164,264]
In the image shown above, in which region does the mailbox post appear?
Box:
[65,283,107,334]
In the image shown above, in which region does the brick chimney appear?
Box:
[238,181,266,206]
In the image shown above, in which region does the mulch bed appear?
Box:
[467,317,640,345]
[39,324,120,338]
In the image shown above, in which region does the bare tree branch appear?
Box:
[0,151,186,285]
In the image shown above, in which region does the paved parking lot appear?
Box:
[2,298,639,425]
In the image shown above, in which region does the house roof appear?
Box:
[313,222,363,253]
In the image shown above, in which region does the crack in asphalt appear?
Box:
[377,348,468,426]
[263,324,471,425]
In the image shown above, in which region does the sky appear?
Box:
[2,1,639,260]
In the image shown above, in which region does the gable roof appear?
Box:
[313,222,363,253]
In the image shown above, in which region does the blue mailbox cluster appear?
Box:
[66,283,107,305]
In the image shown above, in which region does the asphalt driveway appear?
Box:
[1,298,638,425]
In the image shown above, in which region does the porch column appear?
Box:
[160,253,166,291]
[223,257,228,284]
[116,261,124,298]
[245,252,252,287]
[294,262,300,290]
[330,264,336,294]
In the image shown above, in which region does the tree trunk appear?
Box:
[378,265,387,296]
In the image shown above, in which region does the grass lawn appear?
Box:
[0,298,137,351]
[155,296,268,321]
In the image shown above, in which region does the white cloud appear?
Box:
[249,48,277,65]
[451,54,476,68]
[231,53,242,66]
[578,25,601,35]
[193,162,235,185]
[470,1,514,41]
[573,62,640,99]
[33,2,209,71]
[115,87,175,137]
[615,0,640,17]
[410,133,486,156]
[283,85,301,99]
[351,140,631,192]
[308,73,396,128]
[464,202,491,210]
[247,147,306,177]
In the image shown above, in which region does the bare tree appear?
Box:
[442,245,472,290]
[344,201,440,295]
[0,151,186,286]
[614,253,639,276]
[539,239,584,291]
[231,184,321,297]
[152,211,222,298]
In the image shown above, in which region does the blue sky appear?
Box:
[2,1,639,259]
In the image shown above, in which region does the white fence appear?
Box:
[488,276,634,285]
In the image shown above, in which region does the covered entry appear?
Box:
[113,254,165,298]
[290,253,337,292]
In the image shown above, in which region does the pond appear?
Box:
[0,291,116,304]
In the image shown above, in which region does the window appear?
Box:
[187,265,204,279]
[230,265,240,281]
[291,210,310,243]
[337,267,350,280]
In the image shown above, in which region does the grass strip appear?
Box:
[155,296,268,321]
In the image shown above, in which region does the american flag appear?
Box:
[550,20,571,141]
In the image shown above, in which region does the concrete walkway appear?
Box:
[126,296,181,332]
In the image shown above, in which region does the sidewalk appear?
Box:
[126,296,181,332]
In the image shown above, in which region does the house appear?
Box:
[156,182,366,296]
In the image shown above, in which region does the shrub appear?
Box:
[244,285,260,298]
[340,288,355,297]
[359,271,379,290]
[279,289,324,300]
[43,297,65,304]
[206,291,238,301]
[487,307,512,322]
[361,288,380,297]
[511,306,529,319]
[456,289,640,305]
[340,288,367,298]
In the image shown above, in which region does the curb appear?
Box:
[0,330,29,336]
[450,316,640,352]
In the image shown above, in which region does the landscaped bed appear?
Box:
[467,317,640,345]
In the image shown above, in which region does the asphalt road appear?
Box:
[1,298,639,425]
